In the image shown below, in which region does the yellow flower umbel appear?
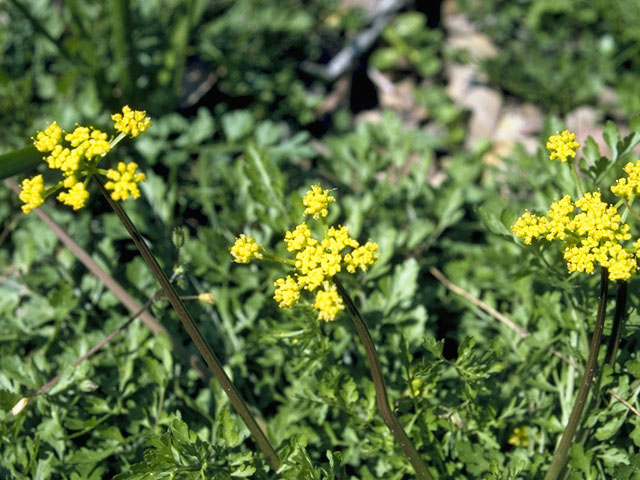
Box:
[104,162,146,201]
[303,184,335,219]
[512,191,637,281]
[18,175,45,213]
[231,185,379,322]
[546,130,580,163]
[230,234,263,263]
[57,182,90,210]
[19,106,151,213]
[508,426,529,447]
[611,160,640,199]
[111,106,152,137]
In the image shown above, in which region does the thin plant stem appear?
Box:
[621,197,640,223]
[543,268,609,480]
[333,276,434,480]
[606,281,627,369]
[95,177,281,472]
[573,280,628,459]
[570,162,584,198]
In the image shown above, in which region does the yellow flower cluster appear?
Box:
[57,182,90,210]
[231,185,379,321]
[611,160,640,199]
[303,184,335,219]
[20,106,151,213]
[508,426,529,447]
[18,175,45,213]
[313,282,343,322]
[546,130,580,162]
[230,234,263,263]
[111,106,152,137]
[512,191,636,281]
[104,162,146,201]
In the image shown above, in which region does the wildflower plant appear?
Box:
[512,128,640,282]
[10,108,282,472]
[231,185,379,322]
[511,125,640,480]
[231,185,435,479]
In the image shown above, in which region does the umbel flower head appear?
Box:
[19,106,151,213]
[513,131,640,282]
[231,185,379,321]
[546,130,580,163]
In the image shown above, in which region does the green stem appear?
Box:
[621,197,640,223]
[333,276,434,480]
[605,281,627,369]
[543,268,609,480]
[95,177,280,472]
[570,162,584,198]
[573,280,627,456]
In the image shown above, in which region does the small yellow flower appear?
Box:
[546,130,580,162]
[326,225,359,251]
[303,185,335,219]
[344,241,379,273]
[33,122,62,152]
[313,282,344,322]
[230,234,263,263]
[57,182,89,210]
[545,195,574,241]
[19,175,45,214]
[511,211,548,245]
[284,223,316,251]
[611,160,640,199]
[104,162,146,201]
[508,426,529,447]
[274,276,301,307]
[112,105,152,137]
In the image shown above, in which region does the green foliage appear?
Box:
[461,0,640,114]
[2,0,640,478]
[370,12,443,78]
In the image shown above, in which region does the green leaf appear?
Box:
[569,442,592,476]
[582,136,602,166]
[143,356,168,388]
[0,146,42,180]
[476,205,514,238]
[626,356,640,379]
[594,413,626,441]
[222,110,254,142]
[382,258,419,315]
[603,120,620,160]
[423,336,444,359]
[243,143,286,216]
[219,408,240,448]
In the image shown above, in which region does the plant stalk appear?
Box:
[334,276,434,480]
[543,268,609,480]
[573,280,628,462]
[605,281,627,369]
[95,177,280,471]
